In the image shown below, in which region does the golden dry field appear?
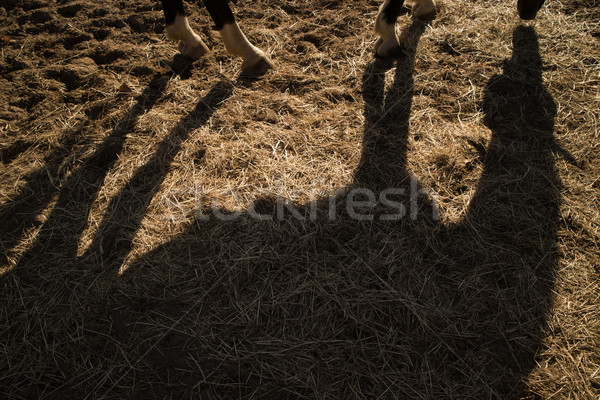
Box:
[1,0,599,398]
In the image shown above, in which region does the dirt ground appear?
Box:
[1,0,599,398]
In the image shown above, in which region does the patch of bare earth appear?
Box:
[1,0,598,398]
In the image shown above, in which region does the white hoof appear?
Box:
[374,3,402,58]
[241,51,274,76]
[375,37,402,58]
[166,15,209,60]
[177,38,209,60]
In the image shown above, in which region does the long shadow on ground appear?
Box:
[116,23,560,398]
[0,75,169,269]
[0,66,233,398]
[1,24,561,399]
[0,52,197,269]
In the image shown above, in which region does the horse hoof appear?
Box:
[178,39,209,60]
[375,38,403,58]
[241,53,274,77]
[412,3,437,19]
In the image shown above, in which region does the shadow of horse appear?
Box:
[2,23,561,399]
[115,23,560,398]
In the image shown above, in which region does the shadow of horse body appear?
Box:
[118,23,560,398]
[2,23,560,399]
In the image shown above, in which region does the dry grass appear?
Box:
[1,0,599,398]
